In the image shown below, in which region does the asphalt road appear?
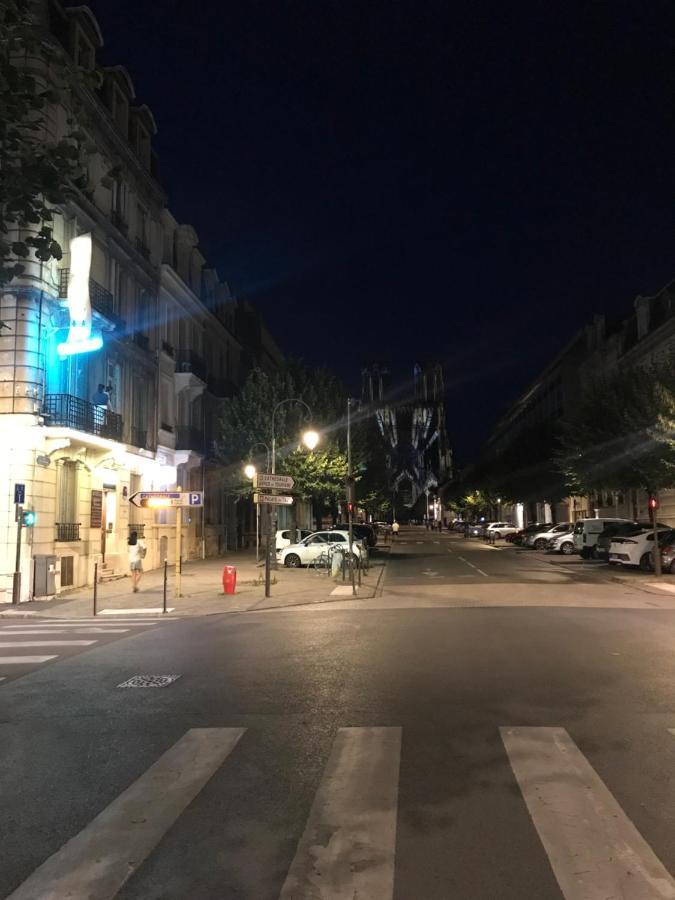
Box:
[2,528,675,899]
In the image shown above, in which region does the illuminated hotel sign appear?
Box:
[57,233,103,356]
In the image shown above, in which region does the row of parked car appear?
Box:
[454,518,675,573]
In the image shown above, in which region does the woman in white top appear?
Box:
[128,531,146,592]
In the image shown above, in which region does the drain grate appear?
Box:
[117,674,181,689]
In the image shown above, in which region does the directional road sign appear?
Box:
[254,473,294,491]
[254,492,294,506]
[129,491,203,508]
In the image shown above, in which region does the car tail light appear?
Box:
[662,545,673,554]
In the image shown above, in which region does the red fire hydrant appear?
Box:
[222,565,237,595]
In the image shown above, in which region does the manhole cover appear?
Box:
[117,674,181,689]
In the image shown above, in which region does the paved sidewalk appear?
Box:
[0,548,389,618]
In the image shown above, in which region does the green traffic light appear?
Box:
[22,510,36,527]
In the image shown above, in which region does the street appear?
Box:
[3,527,675,899]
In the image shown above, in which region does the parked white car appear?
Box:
[278,530,362,568]
[524,522,573,550]
[573,517,634,559]
[485,522,519,539]
[608,528,673,570]
[545,529,575,555]
[275,528,312,552]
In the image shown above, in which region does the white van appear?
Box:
[573,518,634,559]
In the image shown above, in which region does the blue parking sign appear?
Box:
[14,484,25,504]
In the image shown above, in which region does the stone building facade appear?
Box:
[0,2,283,601]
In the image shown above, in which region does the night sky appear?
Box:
[91,0,675,462]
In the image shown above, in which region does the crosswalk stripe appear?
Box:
[0,656,57,665]
[0,629,130,635]
[0,619,161,631]
[280,726,401,899]
[501,726,675,899]
[5,727,245,900]
[0,641,96,648]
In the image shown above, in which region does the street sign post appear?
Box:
[14,484,25,504]
[253,473,294,491]
[254,493,294,506]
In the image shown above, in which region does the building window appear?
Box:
[75,31,95,70]
[113,87,128,135]
[57,461,78,525]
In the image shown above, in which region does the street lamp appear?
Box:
[244,463,256,481]
[264,398,318,595]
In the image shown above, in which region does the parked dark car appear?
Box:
[512,523,548,546]
[595,521,668,561]
[332,523,376,547]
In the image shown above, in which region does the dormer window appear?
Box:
[113,86,128,136]
[136,126,151,170]
[75,29,95,70]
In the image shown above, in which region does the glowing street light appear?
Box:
[302,429,320,451]
[244,463,256,480]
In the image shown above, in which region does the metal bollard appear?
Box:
[163,559,168,614]
[357,558,362,586]
[93,561,98,616]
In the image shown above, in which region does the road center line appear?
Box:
[5,727,245,900]
[456,556,489,578]
[501,726,675,899]
[280,726,401,899]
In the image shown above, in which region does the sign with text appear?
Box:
[129,491,203,508]
[254,493,294,506]
[14,484,25,505]
[254,473,294,491]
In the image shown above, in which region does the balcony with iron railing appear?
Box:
[57,268,124,329]
[135,237,150,259]
[43,394,123,441]
[56,523,80,542]
[131,425,150,449]
[175,426,205,453]
[175,349,207,383]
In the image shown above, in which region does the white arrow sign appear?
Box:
[129,491,203,508]
[421,569,440,577]
[254,473,294,490]
[254,493,294,506]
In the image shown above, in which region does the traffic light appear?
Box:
[648,496,659,511]
[21,509,36,527]
[347,501,354,515]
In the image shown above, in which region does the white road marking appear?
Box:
[330,585,359,596]
[646,583,675,594]
[0,629,130,635]
[280,727,401,899]
[0,656,57,665]
[98,608,174,615]
[0,641,96,648]
[501,726,675,899]
[456,555,489,577]
[5,727,245,900]
[1,621,162,627]
[415,541,423,544]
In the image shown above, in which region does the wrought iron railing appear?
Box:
[57,268,122,326]
[135,237,150,259]
[111,210,128,233]
[56,523,80,542]
[175,426,205,453]
[175,349,207,383]
[43,394,123,441]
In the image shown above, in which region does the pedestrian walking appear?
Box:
[392,520,400,540]
[128,530,147,592]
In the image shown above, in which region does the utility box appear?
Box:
[34,555,57,597]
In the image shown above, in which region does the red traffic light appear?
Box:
[648,496,659,510]
[347,501,354,514]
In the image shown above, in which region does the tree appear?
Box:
[0,0,94,286]
[215,364,351,537]
[558,361,675,498]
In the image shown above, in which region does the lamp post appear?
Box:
[265,398,318,596]
[244,442,270,563]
